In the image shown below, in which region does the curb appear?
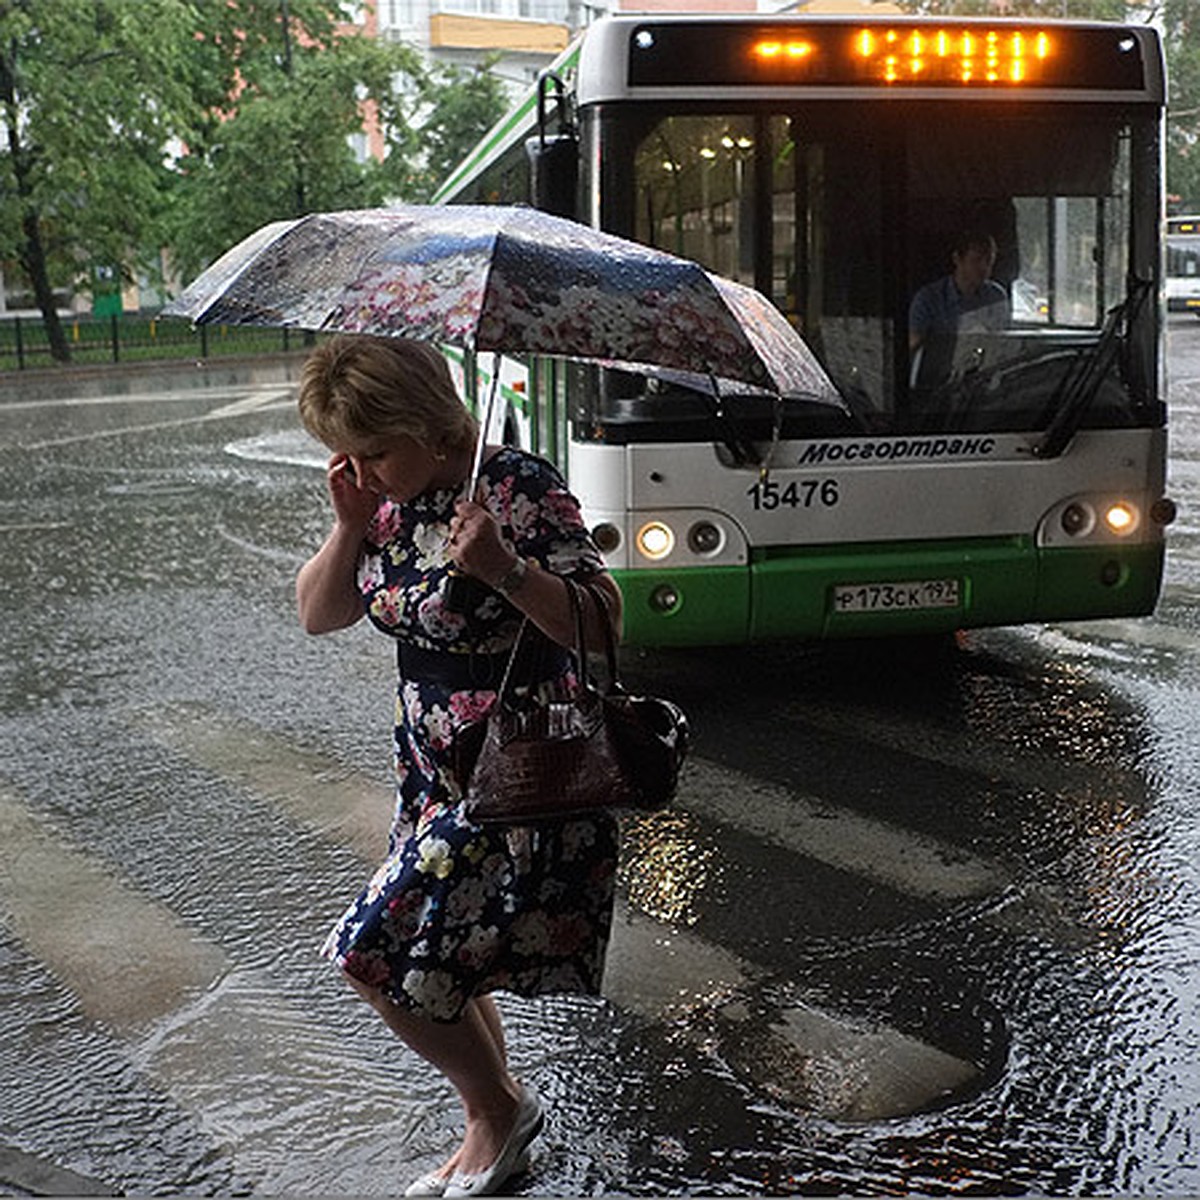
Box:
[0,1146,117,1197]
[0,351,307,404]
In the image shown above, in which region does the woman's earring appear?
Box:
[434,449,448,462]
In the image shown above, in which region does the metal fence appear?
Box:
[0,313,307,372]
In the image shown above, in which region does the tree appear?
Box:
[1,0,507,358]
[164,7,508,283]
[165,9,429,283]
[1154,0,1200,212]
[0,0,204,361]
[409,57,510,201]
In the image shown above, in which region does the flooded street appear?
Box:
[1,329,1198,1196]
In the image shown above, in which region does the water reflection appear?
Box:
[0,379,1197,1195]
[619,810,721,927]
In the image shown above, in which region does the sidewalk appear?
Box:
[0,350,306,405]
[0,1145,116,1197]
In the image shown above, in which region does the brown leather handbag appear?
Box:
[458,578,688,825]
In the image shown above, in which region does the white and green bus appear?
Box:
[434,14,1175,647]
[1166,214,1200,315]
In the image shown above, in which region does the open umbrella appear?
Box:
[163,205,841,406]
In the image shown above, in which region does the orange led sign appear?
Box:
[750,27,1055,86]
[628,20,1148,94]
[753,40,815,62]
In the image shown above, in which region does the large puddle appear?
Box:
[1,385,1197,1195]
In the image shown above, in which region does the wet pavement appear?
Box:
[1,330,1198,1196]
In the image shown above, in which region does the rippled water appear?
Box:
[1,358,1198,1195]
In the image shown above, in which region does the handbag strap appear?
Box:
[579,579,622,693]
[564,576,593,691]
[494,575,592,704]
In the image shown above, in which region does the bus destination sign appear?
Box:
[627,22,1147,92]
[758,28,1054,87]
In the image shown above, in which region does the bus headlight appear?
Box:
[592,522,622,553]
[1150,497,1178,526]
[687,520,724,555]
[637,521,675,561]
[1103,501,1139,536]
[1060,501,1095,537]
[1041,495,1152,547]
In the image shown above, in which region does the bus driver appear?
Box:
[908,229,1009,391]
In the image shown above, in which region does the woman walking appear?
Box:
[296,335,622,1197]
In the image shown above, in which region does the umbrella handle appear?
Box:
[446,356,502,614]
[465,356,502,499]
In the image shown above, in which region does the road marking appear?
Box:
[136,703,393,862]
[17,388,295,450]
[136,705,983,1123]
[683,759,1007,901]
[0,778,461,1192]
[0,783,228,1032]
[127,967,430,1193]
[204,387,293,418]
[0,385,284,412]
[608,902,982,1120]
[138,704,1005,904]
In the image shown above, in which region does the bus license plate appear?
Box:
[832,579,961,612]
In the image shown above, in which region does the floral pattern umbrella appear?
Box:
[164,205,842,406]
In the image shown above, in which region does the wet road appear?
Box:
[1,330,1198,1196]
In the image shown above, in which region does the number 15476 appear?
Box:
[746,478,839,510]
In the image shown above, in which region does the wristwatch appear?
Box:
[494,555,529,597]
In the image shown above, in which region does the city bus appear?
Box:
[1166,214,1200,315]
[434,14,1175,646]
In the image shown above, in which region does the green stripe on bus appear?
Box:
[612,541,1164,647]
[431,43,583,204]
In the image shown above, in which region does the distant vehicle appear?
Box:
[1166,215,1200,316]
[1011,278,1049,322]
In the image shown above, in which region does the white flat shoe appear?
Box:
[405,1148,531,1198]
[405,1172,449,1198]
[443,1087,543,1198]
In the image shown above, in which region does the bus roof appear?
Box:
[432,13,1165,205]
[576,14,1165,107]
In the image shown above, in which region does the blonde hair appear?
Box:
[297,335,478,454]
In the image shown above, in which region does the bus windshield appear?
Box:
[607,104,1155,439]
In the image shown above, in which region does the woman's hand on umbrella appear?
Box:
[448,498,512,583]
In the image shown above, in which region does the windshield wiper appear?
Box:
[1032,277,1152,460]
[701,375,763,466]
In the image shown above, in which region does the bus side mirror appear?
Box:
[527,134,578,219]
[526,71,578,220]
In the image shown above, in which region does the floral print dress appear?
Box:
[321,447,618,1022]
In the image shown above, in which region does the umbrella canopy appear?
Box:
[163,205,842,407]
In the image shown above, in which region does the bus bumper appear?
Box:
[612,539,1165,646]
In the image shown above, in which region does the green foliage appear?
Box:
[165,13,428,281]
[407,57,510,201]
[1158,0,1200,212]
[1,0,509,358]
[0,0,200,289]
